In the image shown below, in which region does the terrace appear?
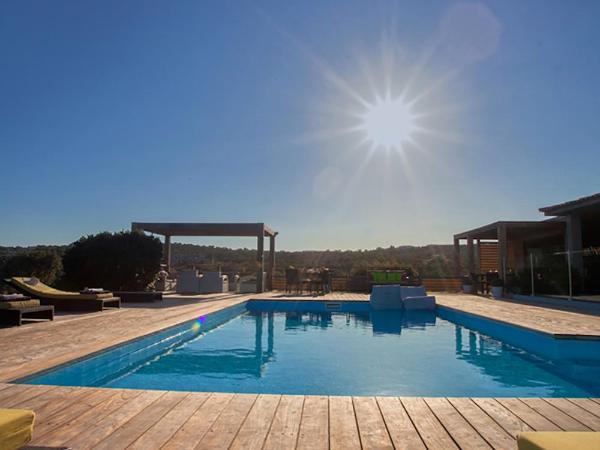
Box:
[1,291,599,449]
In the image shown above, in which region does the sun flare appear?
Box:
[360,94,416,150]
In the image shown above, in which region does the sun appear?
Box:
[359,94,416,151]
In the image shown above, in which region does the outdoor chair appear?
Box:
[285,268,301,294]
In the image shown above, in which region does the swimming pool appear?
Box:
[21,301,600,397]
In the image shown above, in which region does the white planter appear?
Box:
[462,284,473,294]
[491,286,503,299]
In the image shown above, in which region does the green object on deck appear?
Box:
[371,271,402,284]
[372,271,387,283]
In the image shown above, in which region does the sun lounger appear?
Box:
[0,408,35,450]
[0,299,54,326]
[4,277,121,312]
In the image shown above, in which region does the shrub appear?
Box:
[1,250,62,285]
[61,231,162,291]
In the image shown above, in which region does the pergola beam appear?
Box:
[132,222,276,238]
[132,222,277,293]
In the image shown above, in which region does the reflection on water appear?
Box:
[283,310,437,335]
[95,309,599,396]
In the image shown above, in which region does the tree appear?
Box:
[418,255,455,279]
[1,250,62,285]
[61,231,162,291]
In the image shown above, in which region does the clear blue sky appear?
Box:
[1,1,599,250]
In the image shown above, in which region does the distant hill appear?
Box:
[168,243,459,277]
[1,243,461,278]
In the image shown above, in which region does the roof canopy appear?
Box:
[539,192,600,216]
[131,222,277,238]
[454,220,564,240]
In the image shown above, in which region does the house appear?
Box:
[453,192,600,297]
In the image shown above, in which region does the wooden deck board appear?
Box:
[161,393,234,450]
[0,385,44,407]
[32,387,116,441]
[37,388,143,447]
[296,395,329,450]
[376,396,426,450]
[93,391,187,450]
[64,390,165,450]
[353,396,394,450]
[262,395,304,450]
[229,394,281,450]
[567,398,600,417]
[542,398,600,431]
[446,398,516,450]
[519,397,590,431]
[128,392,209,450]
[401,397,459,450]
[424,397,492,449]
[470,398,533,438]
[0,385,598,448]
[329,396,361,450]
[495,398,562,431]
[194,393,258,449]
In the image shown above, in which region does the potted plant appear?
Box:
[490,278,504,299]
[462,276,473,294]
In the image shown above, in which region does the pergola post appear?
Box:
[163,235,172,273]
[267,233,276,291]
[453,237,462,277]
[467,236,475,274]
[256,224,265,293]
[497,224,507,280]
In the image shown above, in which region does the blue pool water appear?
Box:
[22,301,600,396]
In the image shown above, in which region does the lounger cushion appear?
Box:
[517,432,600,450]
[0,294,29,301]
[0,300,41,309]
[10,277,114,300]
[0,408,35,450]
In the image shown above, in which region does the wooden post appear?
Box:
[475,239,480,273]
[453,237,462,277]
[467,236,475,275]
[256,225,265,293]
[163,235,172,273]
[267,234,276,291]
[497,224,507,280]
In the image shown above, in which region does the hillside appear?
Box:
[0,243,461,278]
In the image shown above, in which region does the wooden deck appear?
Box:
[436,294,600,339]
[1,292,600,449]
[0,383,597,449]
[0,292,253,383]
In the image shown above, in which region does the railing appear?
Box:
[505,247,600,300]
[270,275,462,292]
